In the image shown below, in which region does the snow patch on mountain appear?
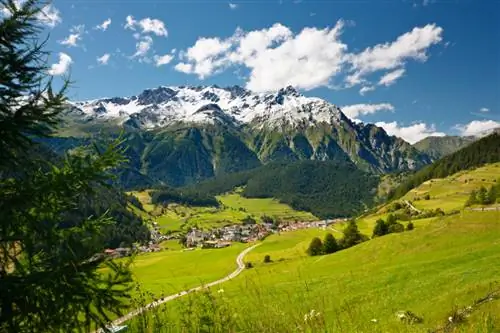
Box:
[71,85,345,129]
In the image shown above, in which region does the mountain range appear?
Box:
[58,85,434,187]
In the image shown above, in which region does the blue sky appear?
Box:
[2,0,499,143]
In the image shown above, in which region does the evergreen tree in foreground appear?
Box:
[323,233,338,254]
[0,1,134,331]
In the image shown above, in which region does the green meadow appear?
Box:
[117,164,500,332]
[129,190,317,232]
[128,210,500,333]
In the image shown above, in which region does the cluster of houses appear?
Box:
[185,218,348,248]
[100,217,350,257]
[185,223,273,248]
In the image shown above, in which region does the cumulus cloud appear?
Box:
[124,15,167,37]
[359,86,375,95]
[133,36,153,59]
[229,3,238,9]
[455,120,500,137]
[154,53,174,66]
[375,121,445,144]
[346,24,443,88]
[95,18,111,31]
[341,103,395,120]
[174,63,193,73]
[479,107,490,113]
[176,36,233,78]
[175,21,347,92]
[59,25,85,47]
[175,21,443,92]
[48,53,72,76]
[97,53,111,65]
[378,68,405,86]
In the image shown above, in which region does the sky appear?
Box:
[2,0,499,143]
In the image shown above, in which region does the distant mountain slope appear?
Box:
[413,135,476,160]
[390,132,500,199]
[54,85,432,188]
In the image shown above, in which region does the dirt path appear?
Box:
[96,243,260,332]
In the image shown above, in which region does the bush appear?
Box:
[322,233,338,254]
[263,255,272,263]
[388,222,405,233]
[406,222,414,231]
[424,194,431,200]
[306,237,323,256]
[245,262,253,269]
[372,219,388,237]
[261,215,274,224]
[241,216,257,225]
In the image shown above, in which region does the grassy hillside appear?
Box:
[391,132,500,200]
[130,190,317,232]
[131,210,500,332]
[355,162,500,235]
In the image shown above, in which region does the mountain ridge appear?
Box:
[55,85,434,187]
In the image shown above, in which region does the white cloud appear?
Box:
[378,68,405,86]
[97,53,111,65]
[174,63,193,74]
[341,103,394,120]
[133,36,153,59]
[375,121,445,144]
[124,15,167,37]
[479,107,490,113]
[154,53,174,66]
[455,120,500,137]
[175,21,442,92]
[36,4,61,27]
[175,21,347,92]
[229,3,238,9]
[59,25,85,47]
[125,15,136,30]
[48,53,72,76]
[347,24,443,87]
[359,86,375,95]
[95,18,112,31]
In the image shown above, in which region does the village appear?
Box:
[184,219,348,248]
[102,218,349,258]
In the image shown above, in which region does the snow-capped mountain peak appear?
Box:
[71,85,345,129]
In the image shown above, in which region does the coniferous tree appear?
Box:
[307,237,323,256]
[341,220,365,249]
[322,233,338,254]
[477,186,488,205]
[372,219,388,237]
[0,2,135,331]
[466,189,477,207]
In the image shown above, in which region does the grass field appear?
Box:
[129,210,500,332]
[403,163,500,212]
[128,190,317,232]
[354,163,500,236]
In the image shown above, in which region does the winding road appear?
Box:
[97,243,260,332]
